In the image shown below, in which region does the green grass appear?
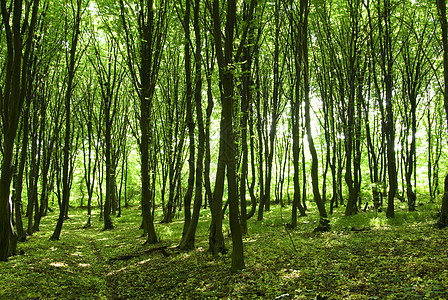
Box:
[1,200,448,299]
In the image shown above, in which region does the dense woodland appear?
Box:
[1,0,448,277]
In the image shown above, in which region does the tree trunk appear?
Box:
[208,133,226,255]
[301,0,328,224]
[120,0,167,243]
[255,48,265,221]
[104,105,114,230]
[239,0,255,234]
[13,102,31,240]
[27,105,40,235]
[181,0,195,239]
[263,0,281,214]
[33,93,49,232]
[0,0,39,260]
[247,102,258,220]
[50,0,81,241]
[436,0,448,227]
[290,100,305,227]
[180,0,205,250]
[212,0,248,272]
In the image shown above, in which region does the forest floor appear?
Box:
[1,200,448,299]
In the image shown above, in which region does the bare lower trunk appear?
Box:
[436,0,448,227]
[208,138,226,254]
[0,139,15,260]
[438,175,448,228]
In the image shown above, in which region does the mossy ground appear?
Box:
[1,200,447,299]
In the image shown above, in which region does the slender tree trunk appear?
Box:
[14,102,31,240]
[120,0,167,243]
[104,104,114,230]
[211,0,247,272]
[33,94,48,232]
[288,0,307,225]
[427,109,434,200]
[0,0,39,260]
[300,0,328,224]
[376,0,397,219]
[208,133,226,255]
[247,102,258,220]
[203,28,215,211]
[180,0,205,250]
[27,106,40,235]
[343,0,362,216]
[239,0,255,234]
[181,0,195,239]
[50,0,81,241]
[301,138,308,210]
[436,0,448,227]
[290,105,304,227]
[263,0,281,214]
[255,48,265,221]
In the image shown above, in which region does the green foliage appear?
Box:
[2,0,448,284]
[2,203,447,299]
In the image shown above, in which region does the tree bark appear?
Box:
[120,0,167,243]
[208,131,226,255]
[50,0,81,241]
[262,0,281,215]
[0,0,39,260]
[299,0,328,224]
[239,0,256,234]
[180,0,205,250]
[181,0,195,239]
[211,0,249,272]
[436,0,448,227]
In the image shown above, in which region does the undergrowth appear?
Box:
[1,200,447,299]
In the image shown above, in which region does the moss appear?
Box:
[1,202,447,299]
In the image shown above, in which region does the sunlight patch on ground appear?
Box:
[78,263,90,267]
[282,269,302,279]
[246,239,257,243]
[369,217,388,228]
[107,266,132,276]
[138,258,151,264]
[50,262,67,267]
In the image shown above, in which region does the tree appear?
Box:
[158,46,186,223]
[377,0,398,219]
[179,0,206,250]
[210,0,255,272]
[259,0,282,218]
[289,0,329,228]
[179,0,195,241]
[239,0,258,232]
[312,1,343,214]
[398,6,432,211]
[120,0,168,244]
[32,22,61,232]
[0,0,39,259]
[340,0,365,216]
[90,36,125,230]
[436,0,448,228]
[50,0,83,241]
[365,0,387,212]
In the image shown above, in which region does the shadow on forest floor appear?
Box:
[1,201,448,299]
